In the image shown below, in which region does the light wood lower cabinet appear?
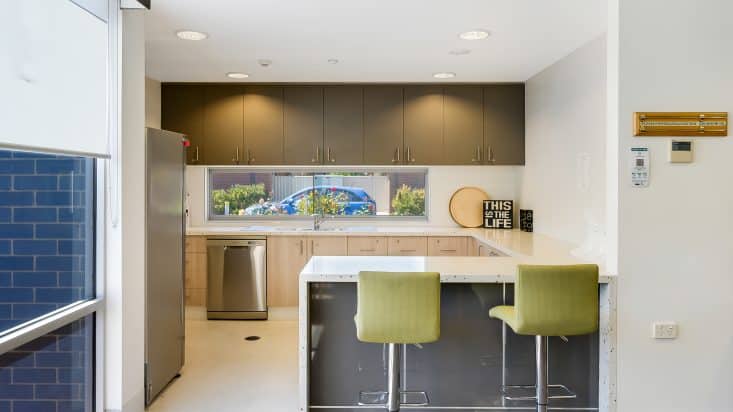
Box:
[347,237,388,256]
[428,237,468,256]
[309,236,348,256]
[185,236,208,306]
[388,237,428,256]
[266,236,309,307]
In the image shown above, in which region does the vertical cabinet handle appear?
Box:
[392,146,402,164]
[312,146,321,163]
[327,147,336,163]
[488,146,496,163]
[247,149,255,165]
[472,146,482,163]
[233,146,240,164]
[299,239,304,255]
[406,146,415,163]
[193,146,200,163]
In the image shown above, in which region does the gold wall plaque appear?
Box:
[634,112,728,136]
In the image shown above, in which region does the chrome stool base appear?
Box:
[357,343,430,411]
[501,383,577,401]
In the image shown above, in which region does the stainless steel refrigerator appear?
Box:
[144,128,186,405]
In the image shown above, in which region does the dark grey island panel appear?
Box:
[308,282,599,411]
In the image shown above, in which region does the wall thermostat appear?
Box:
[670,140,693,163]
[630,147,650,187]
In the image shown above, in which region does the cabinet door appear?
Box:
[484,84,525,165]
[428,237,468,256]
[347,236,388,256]
[388,237,428,256]
[444,86,484,165]
[284,86,324,165]
[324,86,364,165]
[308,236,348,256]
[266,236,308,307]
[364,86,404,165]
[162,84,205,165]
[203,85,244,165]
[184,251,207,289]
[244,86,285,165]
[404,86,444,165]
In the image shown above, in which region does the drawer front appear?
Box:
[428,237,468,256]
[388,237,428,256]
[310,236,348,256]
[347,237,388,256]
[185,235,207,253]
[185,252,207,289]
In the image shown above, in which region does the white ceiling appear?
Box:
[145,0,607,83]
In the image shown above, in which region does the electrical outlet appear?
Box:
[652,321,678,339]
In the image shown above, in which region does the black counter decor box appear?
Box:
[520,209,534,232]
[483,200,514,229]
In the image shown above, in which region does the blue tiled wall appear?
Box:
[0,150,94,332]
[0,316,92,412]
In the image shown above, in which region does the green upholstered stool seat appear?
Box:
[489,264,599,336]
[355,271,441,411]
[489,264,599,412]
[356,271,441,344]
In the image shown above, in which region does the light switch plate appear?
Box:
[652,321,678,339]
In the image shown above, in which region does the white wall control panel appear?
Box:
[630,147,650,187]
[652,321,679,339]
[670,140,693,163]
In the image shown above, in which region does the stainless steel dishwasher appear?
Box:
[206,238,267,320]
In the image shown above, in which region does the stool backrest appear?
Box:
[514,264,599,336]
[356,271,441,344]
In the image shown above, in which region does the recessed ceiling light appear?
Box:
[176,30,208,41]
[226,72,249,79]
[327,59,339,64]
[449,48,472,56]
[459,30,490,40]
[433,72,456,79]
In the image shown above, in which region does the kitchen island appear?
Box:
[298,233,616,412]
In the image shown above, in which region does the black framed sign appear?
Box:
[483,200,514,229]
[520,209,534,232]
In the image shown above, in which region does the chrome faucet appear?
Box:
[313,213,325,231]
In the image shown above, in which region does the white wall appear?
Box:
[185,166,522,228]
[145,76,161,129]
[615,0,733,410]
[105,8,146,412]
[522,35,607,255]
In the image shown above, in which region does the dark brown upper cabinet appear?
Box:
[203,85,244,165]
[324,86,364,165]
[364,86,404,165]
[284,86,324,165]
[444,86,484,164]
[404,86,445,165]
[161,83,524,166]
[244,86,285,165]
[161,84,205,165]
[484,84,525,165]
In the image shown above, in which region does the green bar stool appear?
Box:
[489,264,599,412]
[355,271,441,412]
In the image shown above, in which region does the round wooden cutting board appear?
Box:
[449,187,489,228]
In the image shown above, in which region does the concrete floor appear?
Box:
[147,307,299,412]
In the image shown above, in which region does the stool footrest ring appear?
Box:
[501,384,577,401]
[358,390,429,407]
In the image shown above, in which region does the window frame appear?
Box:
[206,166,430,222]
[0,150,106,409]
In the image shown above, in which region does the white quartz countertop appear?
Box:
[301,256,613,283]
